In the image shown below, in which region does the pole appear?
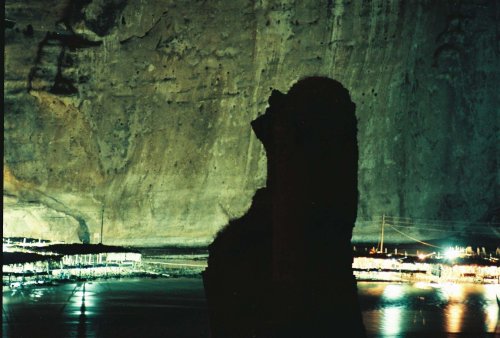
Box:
[380,214,385,253]
[100,204,104,244]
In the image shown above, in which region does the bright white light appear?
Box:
[483,284,499,301]
[381,306,403,335]
[485,302,499,332]
[440,283,463,300]
[414,282,433,290]
[444,248,460,260]
[382,284,404,300]
[418,254,426,260]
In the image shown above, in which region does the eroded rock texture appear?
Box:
[4,1,499,245]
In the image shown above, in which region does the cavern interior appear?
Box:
[3,1,499,338]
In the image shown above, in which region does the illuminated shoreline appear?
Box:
[353,255,500,284]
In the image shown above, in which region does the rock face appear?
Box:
[4,1,499,246]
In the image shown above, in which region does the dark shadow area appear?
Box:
[203,77,366,337]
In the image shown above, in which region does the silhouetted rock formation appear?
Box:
[203,188,273,337]
[203,77,366,338]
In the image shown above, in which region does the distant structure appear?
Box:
[3,238,142,286]
[203,77,366,337]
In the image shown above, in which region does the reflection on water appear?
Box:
[484,284,500,332]
[70,283,98,316]
[439,283,464,300]
[382,284,404,300]
[440,284,465,333]
[358,281,500,337]
[65,283,97,337]
[445,303,463,333]
[381,306,403,336]
[2,278,210,338]
[2,278,499,337]
[380,285,405,335]
[77,283,87,338]
[485,302,499,332]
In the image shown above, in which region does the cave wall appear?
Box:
[4,0,499,245]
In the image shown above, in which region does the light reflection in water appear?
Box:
[77,283,86,338]
[359,282,500,336]
[70,283,97,316]
[381,306,403,335]
[484,302,498,332]
[413,282,434,290]
[483,284,499,301]
[60,283,99,337]
[382,284,404,300]
[444,302,464,333]
[439,283,463,300]
[483,284,499,332]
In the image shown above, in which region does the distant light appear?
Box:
[418,254,426,260]
[444,248,460,260]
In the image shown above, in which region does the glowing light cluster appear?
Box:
[444,247,460,260]
[382,284,404,300]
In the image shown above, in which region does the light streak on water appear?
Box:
[70,283,98,316]
[357,281,499,336]
[382,284,404,300]
[484,302,498,332]
[483,284,499,332]
[439,283,464,300]
[381,306,403,335]
[3,279,499,337]
[444,302,464,333]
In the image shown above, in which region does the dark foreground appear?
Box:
[2,278,209,338]
[2,278,499,338]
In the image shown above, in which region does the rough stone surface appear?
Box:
[4,1,499,245]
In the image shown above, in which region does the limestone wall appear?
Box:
[4,0,499,245]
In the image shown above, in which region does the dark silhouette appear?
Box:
[203,77,366,337]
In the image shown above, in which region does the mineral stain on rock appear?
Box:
[76,216,91,244]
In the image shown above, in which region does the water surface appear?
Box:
[3,278,499,337]
[358,281,499,337]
